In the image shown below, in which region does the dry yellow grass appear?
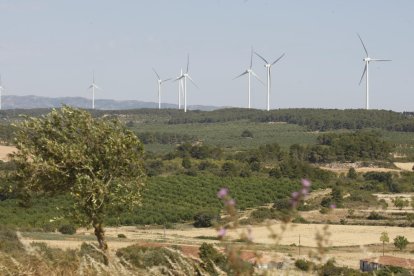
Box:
[394,162,414,171]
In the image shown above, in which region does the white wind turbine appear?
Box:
[88,72,101,109]
[176,68,184,109]
[153,68,171,109]
[0,75,4,110]
[255,51,285,111]
[233,48,264,109]
[176,54,198,112]
[357,34,391,110]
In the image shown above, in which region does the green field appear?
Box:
[132,120,318,153]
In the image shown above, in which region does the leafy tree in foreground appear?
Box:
[9,106,146,263]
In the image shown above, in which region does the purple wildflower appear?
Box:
[225,199,236,206]
[301,179,311,188]
[217,188,228,199]
[291,191,300,199]
[218,227,227,238]
[330,204,336,209]
[300,188,309,196]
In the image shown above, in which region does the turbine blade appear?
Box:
[233,71,249,80]
[372,59,392,62]
[94,84,101,90]
[187,75,199,88]
[161,78,172,83]
[174,76,184,82]
[152,68,161,80]
[359,64,367,85]
[186,54,190,73]
[254,51,269,64]
[271,53,285,65]
[250,47,253,69]
[357,33,369,56]
[251,70,265,85]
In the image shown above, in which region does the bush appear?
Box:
[367,211,384,220]
[118,233,127,238]
[241,130,253,138]
[394,235,409,251]
[58,224,76,235]
[273,198,291,211]
[193,211,217,228]
[199,243,228,274]
[294,259,313,271]
[0,226,24,253]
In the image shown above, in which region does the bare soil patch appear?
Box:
[0,145,16,161]
[394,162,414,171]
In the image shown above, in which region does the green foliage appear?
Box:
[367,211,384,220]
[181,157,192,169]
[317,259,365,276]
[294,259,313,271]
[199,243,227,275]
[9,106,146,251]
[392,197,409,210]
[117,233,127,238]
[116,244,184,269]
[394,235,409,251]
[347,167,358,179]
[0,226,24,254]
[241,129,253,138]
[193,211,217,228]
[58,224,76,235]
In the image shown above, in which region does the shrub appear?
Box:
[394,235,409,251]
[58,224,76,235]
[367,211,384,220]
[0,226,24,253]
[294,259,312,271]
[241,130,253,138]
[42,223,56,232]
[347,167,357,179]
[193,211,217,228]
[118,233,127,238]
[199,243,227,274]
[273,198,291,211]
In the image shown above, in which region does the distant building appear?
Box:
[360,256,414,272]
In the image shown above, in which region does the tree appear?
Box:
[393,235,409,251]
[10,107,145,264]
[380,232,389,256]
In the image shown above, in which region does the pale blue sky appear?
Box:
[0,0,413,111]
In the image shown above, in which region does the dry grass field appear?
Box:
[20,222,414,270]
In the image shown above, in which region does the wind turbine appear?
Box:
[153,68,171,109]
[176,68,184,109]
[0,75,4,110]
[234,47,264,109]
[88,72,101,109]
[176,54,198,112]
[357,34,391,110]
[255,51,285,111]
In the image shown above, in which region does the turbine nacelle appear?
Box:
[363,57,372,62]
[265,64,271,68]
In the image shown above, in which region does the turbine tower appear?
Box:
[88,72,101,109]
[234,47,263,109]
[176,68,184,109]
[153,68,171,109]
[357,34,391,110]
[255,51,285,111]
[0,75,4,110]
[176,54,198,112]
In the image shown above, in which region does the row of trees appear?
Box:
[167,108,414,132]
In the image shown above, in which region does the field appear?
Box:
[19,222,414,270]
[132,120,318,153]
[1,108,414,274]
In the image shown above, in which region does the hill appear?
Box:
[1,95,220,111]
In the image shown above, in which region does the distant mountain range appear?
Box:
[1,95,221,111]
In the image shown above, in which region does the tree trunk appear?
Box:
[94,222,109,265]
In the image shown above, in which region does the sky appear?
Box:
[0,0,413,111]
